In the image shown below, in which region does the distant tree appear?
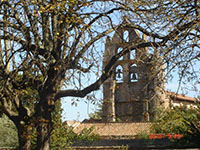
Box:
[151,105,200,146]
[89,101,103,120]
[0,114,18,147]
[50,100,72,149]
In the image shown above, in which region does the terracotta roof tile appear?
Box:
[167,91,199,102]
[73,122,151,137]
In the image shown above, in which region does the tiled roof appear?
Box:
[168,91,199,103]
[64,120,81,129]
[73,122,151,137]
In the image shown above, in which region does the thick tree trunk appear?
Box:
[36,104,52,150]
[36,120,52,150]
[17,124,32,150]
[35,82,58,150]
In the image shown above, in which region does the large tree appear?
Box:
[0,0,199,150]
[0,0,128,149]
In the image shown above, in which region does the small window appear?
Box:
[115,65,123,83]
[130,50,136,60]
[117,47,123,60]
[123,30,129,42]
[129,64,138,82]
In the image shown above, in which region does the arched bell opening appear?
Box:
[130,50,136,60]
[129,64,138,82]
[115,65,123,83]
[123,30,129,42]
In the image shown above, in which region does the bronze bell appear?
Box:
[131,73,137,80]
[117,69,122,78]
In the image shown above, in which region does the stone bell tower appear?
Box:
[102,24,168,122]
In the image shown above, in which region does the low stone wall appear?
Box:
[73,122,152,138]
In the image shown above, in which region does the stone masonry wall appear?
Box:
[73,122,152,138]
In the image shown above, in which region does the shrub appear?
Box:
[151,105,200,146]
[0,115,18,147]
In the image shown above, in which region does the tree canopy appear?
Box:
[123,0,200,92]
[0,1,128,149]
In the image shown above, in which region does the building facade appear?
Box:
[102,25,169,122]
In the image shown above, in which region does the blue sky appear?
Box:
[62,90,102,122]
